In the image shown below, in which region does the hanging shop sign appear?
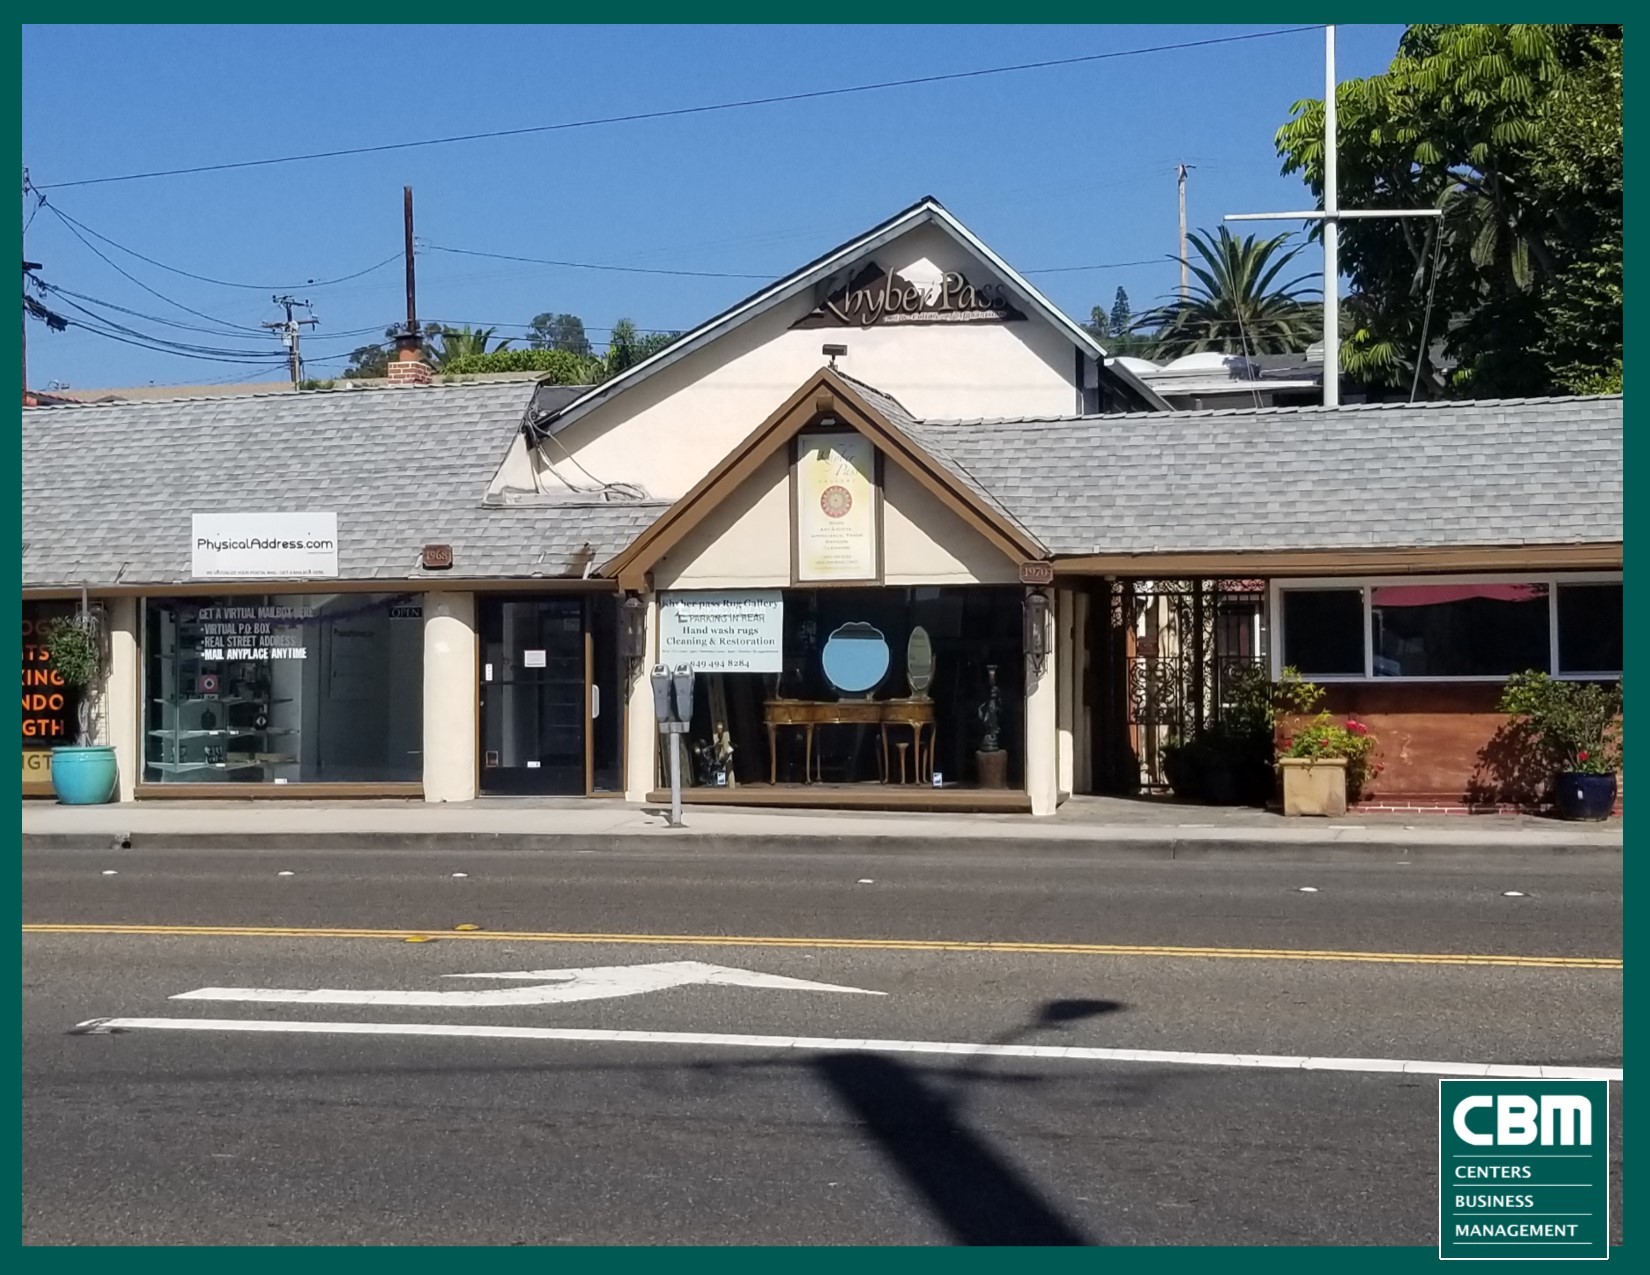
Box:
[659,590,784,674]
[792,262,1026,329]
[795,431,879,583]
[191,512,339,579]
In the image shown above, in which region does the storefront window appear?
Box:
[668,586,1024,791]
[23,600,80,790]
[143,594,423,784]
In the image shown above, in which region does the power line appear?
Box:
[34,27,1321,189]
[428,241,1176,280]
[42,203,268,332]
[46,203,402,291]
[423,243,771,281]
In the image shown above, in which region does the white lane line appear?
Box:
[69,1017,1623,1082]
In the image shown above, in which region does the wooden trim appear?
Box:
[643,784,1032,813]
[605,367,1045,589]
[135,782,424,800]
[23,578,619,601]
[1051,542,1624,578]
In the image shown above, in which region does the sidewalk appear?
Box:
[21,795,1623,859]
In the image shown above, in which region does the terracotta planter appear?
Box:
[1279,757,1348,817]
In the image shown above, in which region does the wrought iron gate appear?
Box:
[1108,578,1268,790]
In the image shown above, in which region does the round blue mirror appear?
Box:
[821,622,889,697]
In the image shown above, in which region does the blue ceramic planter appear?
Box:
[50,745,119,805]
[1553,772,1616,822]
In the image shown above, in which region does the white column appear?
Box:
[105,596,140,802]
[1025,591,1059,817]
[623,592,659,802]
[1055,588,1075,800]
[422,591,477,803]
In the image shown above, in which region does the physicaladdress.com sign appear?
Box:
[191,512,338,579]
[1440,1079,1611,1259]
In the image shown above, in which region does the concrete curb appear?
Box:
[21,831,1623,859]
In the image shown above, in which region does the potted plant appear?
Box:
[1274,669,1379,817]
[1496,671,1623,821]
[40,609,118,805]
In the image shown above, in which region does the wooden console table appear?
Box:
[764,698,936,785]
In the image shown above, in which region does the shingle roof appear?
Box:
[22,381,666,588]
[900,395,1623,556]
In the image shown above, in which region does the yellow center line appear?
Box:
[20,923,1622,970]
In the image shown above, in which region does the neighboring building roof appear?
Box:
[22,381,663,589]
[528,196,1169,439]
[901,395,1623,558]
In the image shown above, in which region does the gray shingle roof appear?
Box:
[901,395,1622,556]
[23,381,666,588]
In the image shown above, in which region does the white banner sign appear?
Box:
[659,590,783,674]
[796,431,877,581]
[191,512,339,579]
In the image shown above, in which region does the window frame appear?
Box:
[1267,572,1623,684]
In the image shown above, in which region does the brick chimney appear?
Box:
[387,326,432,386]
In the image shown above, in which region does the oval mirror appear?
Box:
[821,622,889,697]
[907,626,934,698]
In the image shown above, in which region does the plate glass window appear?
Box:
[1556,583,1624,675]
[143,594,423,784]
[1279,589,1364,675]
[1370,583,1549,678]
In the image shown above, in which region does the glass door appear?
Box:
[479,598,587,795]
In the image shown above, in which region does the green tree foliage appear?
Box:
[528,312,593,357]
[442,348,600,382]
[428,325,512,369]
[341,326,400,378]
[601,319,680,378]
[1276,24,1622,396]
[1135,227,1322,358]
[1109,288,1133,338]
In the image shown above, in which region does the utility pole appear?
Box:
[22,164,31,400]
[1225,25,1441,408]
[262,295,318,390]
[1176,163,1195,301]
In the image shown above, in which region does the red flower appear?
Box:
[1578,750,1590,762]
[1346,719,1368,735]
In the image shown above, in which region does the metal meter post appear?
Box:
[650,664,694,828]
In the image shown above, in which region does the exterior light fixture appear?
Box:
[620,594,647,673]
[1024,589,1050,678]
[822,343,848,368]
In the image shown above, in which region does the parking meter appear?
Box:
[649,665,674,725]
[672,665,696,725]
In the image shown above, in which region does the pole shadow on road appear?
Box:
[813,997,1126,1246]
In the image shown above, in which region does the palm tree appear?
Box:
[428,325,511,369]
[1137,227,1322,359]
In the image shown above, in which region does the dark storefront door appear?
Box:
[479,598,588,795]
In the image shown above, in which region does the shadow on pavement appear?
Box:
[814,1051,1092,1245]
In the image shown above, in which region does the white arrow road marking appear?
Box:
[67,1017,1624,1082]
[169,960,884,1008]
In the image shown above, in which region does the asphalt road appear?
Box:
[22,845,1623,1246]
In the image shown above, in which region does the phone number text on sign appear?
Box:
[659,590,783,674]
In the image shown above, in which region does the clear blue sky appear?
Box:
[22,23,1406,390]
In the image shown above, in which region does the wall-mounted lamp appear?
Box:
[1024,589,1050,679]
[620,594,648,675]
[822,343,847,368]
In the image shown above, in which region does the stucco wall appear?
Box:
[652,443,1019,589]
[421,591,477,802]
[533,223,1085,502]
